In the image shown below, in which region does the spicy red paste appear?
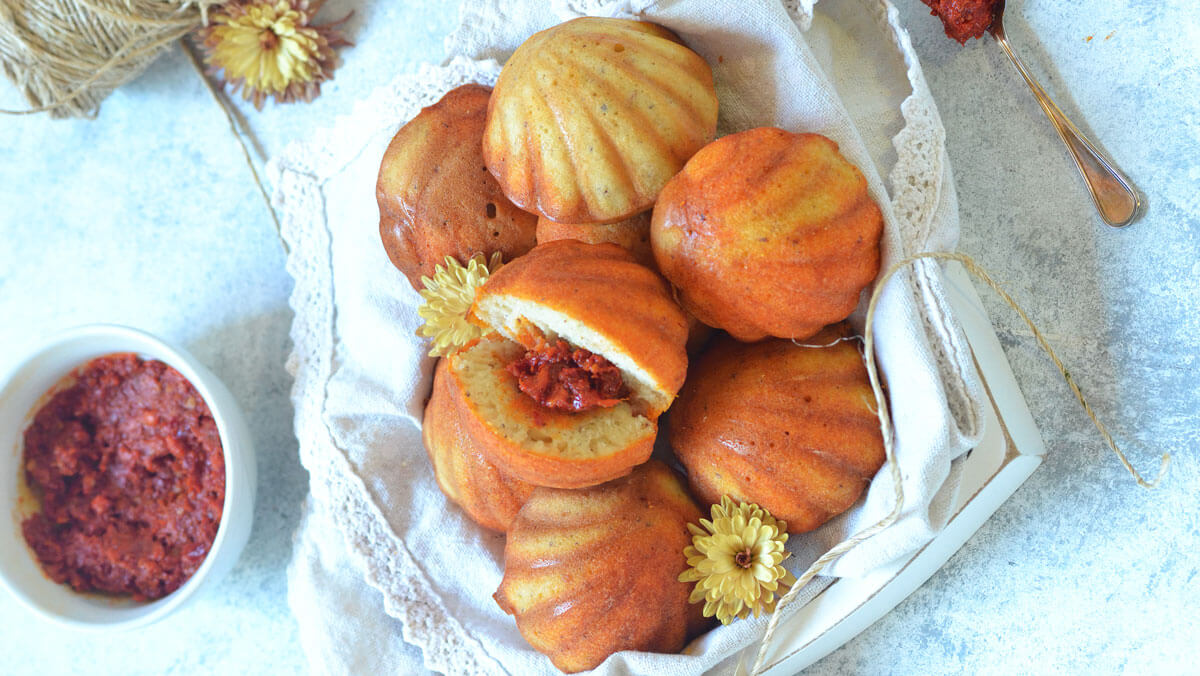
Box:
[921,0,1002,44]
[20,354,225,601]
[507,338,628,412]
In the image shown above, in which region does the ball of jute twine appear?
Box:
[0,0,220,118]
[740,251,1171,676]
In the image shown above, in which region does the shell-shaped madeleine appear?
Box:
[494,460,708,673]
[534,215,713,354]
[472,239,688,416]
[652,128,884,342]
[378,84,537,289]
[536,212,654,268]
[669,326,885,533]
[422,360,535,532]
[444,336,657,490]
[484,17,718,224]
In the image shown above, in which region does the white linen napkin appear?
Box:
[273,0,987,673]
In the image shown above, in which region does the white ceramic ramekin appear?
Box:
[0,324,256,631]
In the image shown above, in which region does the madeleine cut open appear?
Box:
[445,240,687,488]
[423,360,535,532]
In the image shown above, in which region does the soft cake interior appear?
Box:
[451,337,655,460]
[473,294,670,416]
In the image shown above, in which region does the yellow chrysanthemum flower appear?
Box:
[199,0,350,109]
[416,253,503,357]
[678,496,796,625]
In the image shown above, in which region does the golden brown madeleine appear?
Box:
[422,360,535,531]
[473,239,688,417]
[533,217,712,353]
[652,128,883,342]
[457,241,688,489]
[535,212,654,268]
[669,326,885,533]
[377,84,537,288]
[483,17,719,224]
[443,337,657,490]
[495,461,708,673]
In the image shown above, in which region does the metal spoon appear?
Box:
[989,3,1143,227]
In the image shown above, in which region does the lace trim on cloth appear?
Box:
[274,3,977,673]
[270,58,508,676]
[876,0,981,439]
[781,0,817,31]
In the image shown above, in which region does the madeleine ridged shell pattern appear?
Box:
[484,17,718,225]
[535,211,654,267]
[422,360,535,532]
[377,84,537,289]
[669,326,886,533]
[652,128,883,341]
[494,460,708,673]
[474,239,689,410]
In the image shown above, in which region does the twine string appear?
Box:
[181,39,288,255]
[0,24,195,115]
[75,0,201,28]
[0,0,219,117]
[746,251,1170,676]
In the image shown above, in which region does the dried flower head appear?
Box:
[417,253,503,357]
[198,0,351,109]
[678,496,796,625]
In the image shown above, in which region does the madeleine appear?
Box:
[484,17,718,224]
[669,326,885,533]
[652,128,883,342]
[378,84,536,288]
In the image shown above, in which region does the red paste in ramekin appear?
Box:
[20,353,225,601]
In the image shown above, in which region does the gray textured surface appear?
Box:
[0,0,1196,674]
[811,1,1200,674]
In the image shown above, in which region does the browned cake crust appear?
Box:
[377,84,537,288]
[474,239,688,411]
[483,17,718,224]
[669,325,886,533]
[494,461,709,672]
[652,128,883,342]
[422,360,536,531]
[532,218,712,353]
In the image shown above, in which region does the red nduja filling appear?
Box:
[20,353,225,601]
[921,0,1002,44]
[506,338,629,412]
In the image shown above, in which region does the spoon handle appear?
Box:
[992,27,1142,227]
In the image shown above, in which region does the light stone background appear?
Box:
[0,0,1195,674]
